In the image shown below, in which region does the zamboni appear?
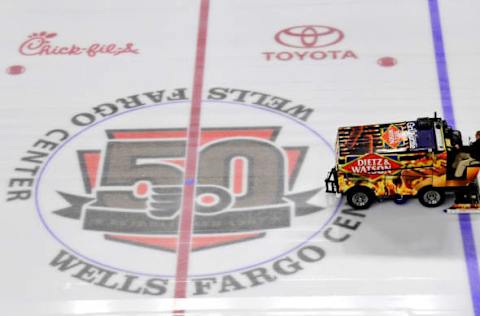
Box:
[324,116,480,213]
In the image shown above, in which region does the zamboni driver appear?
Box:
[454,130,480,178]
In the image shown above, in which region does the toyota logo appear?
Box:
[274,25,344,49]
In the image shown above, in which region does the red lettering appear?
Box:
[294,51,308,60]
[328,50,341,59]
[87,44,100,57]
[260,50,359,62]
[19,34,139,58]
[105,44,116,53]
[58,47,70,54]
[262,52,275,61]
[69,45,82,55]
[38,44,52,55]
[310,51,327,60]
[123,43,139,54]
[19,37,46,56]
[277,52,293,61]
[342,50,358,59]
[114,43,140,56]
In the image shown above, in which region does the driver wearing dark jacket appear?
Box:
[470,130,480,161]
[453,131,480,177]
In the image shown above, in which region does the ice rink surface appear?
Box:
[1,0,480,315]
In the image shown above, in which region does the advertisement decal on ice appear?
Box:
[263,25,358,61]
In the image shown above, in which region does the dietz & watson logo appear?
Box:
[7,87,367,296]
[18,31,139,57]
[341,153,402,180]
[263,25,358,61]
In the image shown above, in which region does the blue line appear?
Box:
[428,0,480,314]
[428,0,455,126]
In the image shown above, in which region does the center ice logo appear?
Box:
[10,91,344,293]
[53,127,324,252]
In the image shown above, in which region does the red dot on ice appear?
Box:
[6,65,26,75]
[135,182,150,197]
[377,57,397,67]
[200,194,216,205]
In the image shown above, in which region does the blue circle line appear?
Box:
[34,99,343,279]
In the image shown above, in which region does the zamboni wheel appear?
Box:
[347,187,374,210]
[393,195,409,205]
[417,186,445,208]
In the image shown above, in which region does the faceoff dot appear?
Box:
[6,65,26,75]
[377,57,397,67]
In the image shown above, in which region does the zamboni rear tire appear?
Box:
[347,187,375,210]
[417,186,445,208]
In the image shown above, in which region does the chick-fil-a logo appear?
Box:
[19,31,139,58]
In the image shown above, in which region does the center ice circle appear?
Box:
[35,100,341,278]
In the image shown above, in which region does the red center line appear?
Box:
[173,0,210,312]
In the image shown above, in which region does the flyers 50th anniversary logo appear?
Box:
[6,88,368,296]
